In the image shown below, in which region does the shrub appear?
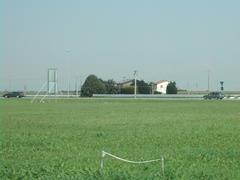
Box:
[166,81,177,94]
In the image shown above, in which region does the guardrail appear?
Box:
[14,94,240,100]
[93,94,204,99]
[93,94,240,99]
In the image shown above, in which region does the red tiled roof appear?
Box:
[156,80,169,84]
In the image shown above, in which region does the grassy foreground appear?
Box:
[0,99,240,179]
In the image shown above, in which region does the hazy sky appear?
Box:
[1,0,240,91]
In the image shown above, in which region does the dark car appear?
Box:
[3,92,25,98]
[203,92,224,100]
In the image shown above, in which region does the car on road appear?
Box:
[203,91,224,100]
[2,92,25,98]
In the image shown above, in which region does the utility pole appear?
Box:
[207,70,210,92]
[9,79,12,91]
[134,70,137,99]
[151,83,154,94]
[75,77,78,96]
[65,49,71,97]
[79,77,82,97]
[68,80,70,96]
[24,85,27,95]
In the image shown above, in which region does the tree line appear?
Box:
[81,74,177,97]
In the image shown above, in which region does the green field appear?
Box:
[1,99,240,179]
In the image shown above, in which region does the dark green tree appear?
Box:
[119,80,151,94]
[137,80,151,94]
[120,86,135,94]
[166,81,177,94]
[101,79,119,94]
[81,75,106,97]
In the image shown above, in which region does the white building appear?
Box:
[155,80,170,94]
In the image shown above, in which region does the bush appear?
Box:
[166,81,177,94]
[101,79,119,94]
[81,75,106,97]
[137,80,151,94]
[120,86,135,94]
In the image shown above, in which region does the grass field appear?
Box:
[1,99,240,179]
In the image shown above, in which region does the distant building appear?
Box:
[118,79,170,94]
[155,80,170,94]
[118,79,134,88]
[117,80,135,94]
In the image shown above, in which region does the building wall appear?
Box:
[156,81,169,94]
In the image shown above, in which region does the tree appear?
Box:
[166,81,177,94]
[137,80,151,94]
[101,79,119,94]
[81,75,106,97]
[120,86,135,94]
[119,80,151,94]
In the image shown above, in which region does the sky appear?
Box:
[1,0,240,91]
